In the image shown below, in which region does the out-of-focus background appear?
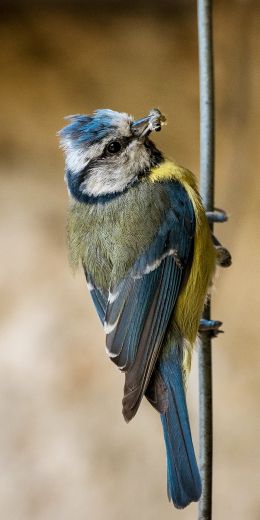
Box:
[0,1,259,519]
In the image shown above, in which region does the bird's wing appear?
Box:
[105,181,195,422]
[83,269,109,324]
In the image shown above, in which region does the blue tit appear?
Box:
[59,108,216,509]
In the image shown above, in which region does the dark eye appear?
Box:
[106,141,122,154]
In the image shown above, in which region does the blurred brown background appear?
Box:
[0,1,259,519]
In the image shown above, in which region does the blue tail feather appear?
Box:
[159,347,202,508]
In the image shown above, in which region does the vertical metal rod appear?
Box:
[197,1,215,519]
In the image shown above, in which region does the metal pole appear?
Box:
[197,1,214,519]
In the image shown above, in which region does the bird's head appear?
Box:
[59,108,166,203]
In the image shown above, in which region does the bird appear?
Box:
[59,108,216,509]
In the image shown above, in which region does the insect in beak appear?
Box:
[131,108,166,138]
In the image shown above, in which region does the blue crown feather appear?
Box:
[59,109,120,145]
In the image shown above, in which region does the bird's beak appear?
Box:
[131,109,166,138]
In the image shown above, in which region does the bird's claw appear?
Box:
[215,245,232,267]
[206,208,228,223]
[199,319,224,337]
[211,234,232,268]
[206,208,232,267]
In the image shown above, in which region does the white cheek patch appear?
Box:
[60,138,90,173]
[80,142,151,197]
[65,147,89,173]
[80,166,121,196]
[60,137,111,174]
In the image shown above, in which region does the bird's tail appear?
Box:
[158,347,202,508]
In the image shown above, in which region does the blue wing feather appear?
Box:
[83,269,108,324]
[105,181,195,421]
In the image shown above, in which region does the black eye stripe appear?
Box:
[100,136,133,159]
[79,137,163,176]
[82,136,133,172]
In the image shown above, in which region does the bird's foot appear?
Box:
[206,208,228,223]
[199,319,224,337]
[215,245,232,268]
[211,233,232,268]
